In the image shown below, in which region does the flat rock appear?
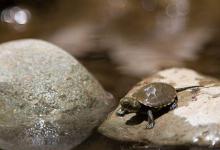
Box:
[98,68,220,147]
[0,39,115,150]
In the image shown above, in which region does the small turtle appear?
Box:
[116,82,200,129]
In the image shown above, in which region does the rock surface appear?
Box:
[0,39,115,150]
[99,68,220,147]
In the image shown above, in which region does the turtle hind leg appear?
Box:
[146,109,155,129]
[170,97,178,110]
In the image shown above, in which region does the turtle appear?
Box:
[116,82,200,129]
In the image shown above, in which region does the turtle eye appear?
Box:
[120,98,130,105]
[122,103,133,110]
[123,103,131,109]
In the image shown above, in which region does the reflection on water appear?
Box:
[186,33,220,78]
[1,6,31,32]
[78,51,140,100]
[1,6,31,25]
[1,0,220,150]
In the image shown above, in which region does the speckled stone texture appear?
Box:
[0,39,115,150]
[99,68,220,147]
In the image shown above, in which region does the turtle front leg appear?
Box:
[116,107,127,116]
[170,98,178,110]
[146,109,155,129]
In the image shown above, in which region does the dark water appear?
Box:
[1,1,220,150]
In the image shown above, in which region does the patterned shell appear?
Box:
[132,82,177,108]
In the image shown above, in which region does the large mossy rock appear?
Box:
[0,39,115,150]
[99,68,220,147]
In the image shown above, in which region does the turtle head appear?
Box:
[116,97,141,116]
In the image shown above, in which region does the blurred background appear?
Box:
[0,0,220,149]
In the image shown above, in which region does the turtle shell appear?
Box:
[132,82,177,108]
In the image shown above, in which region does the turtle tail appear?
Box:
[176,85,201,92]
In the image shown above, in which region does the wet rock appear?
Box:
[0,39,115,150]
[99,68,220,147]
